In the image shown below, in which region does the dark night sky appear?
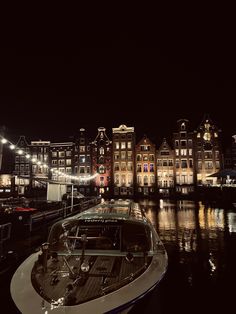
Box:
[1,9,235,147]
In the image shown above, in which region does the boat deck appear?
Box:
[31,254,151,306]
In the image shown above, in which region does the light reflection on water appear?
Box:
[131,199,236,314]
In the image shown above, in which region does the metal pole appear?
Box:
[71,183,74,212]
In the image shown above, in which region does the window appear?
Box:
[181,174,187,184]
[176,174,180,184]
[157,159,162,166]
[66,167,72,174]
[66,151,72,157]
[87,166,90,173]
[205,161,213,169]
[168,159,173,166]
[15,165,19,172]
[136,176,142,186]
[121,151,126,160]
[59,151,65,158]
[215,161,220,169]
[176,160,180,168]
[99,165,105,174]
[25,164,30,173]
[127,151,132,160]
[144,176,148,185]
[127,162,132,171]
[150,175,155,184]
[121,142,126,149]
[32,165,36,174]
[181,149,187,156]
[175,140,179,147]
[189,149,192,156]
[15,156,19,163]
[80,146,85,152]
[198,161,202,169]
[100,177,104,186]
[52,160,57,165]
[59,159,65,166]
[114,163,119,171]
[121,163,126,171]
[215,151,219,159]
[150,164,154,172]
[189,159,193,168]
[66,159,71,166]
[149,154,154,161]
[52,151,57,157]
[204,151,212,159]
[79,155,85,163]
[137,164,142,172]
[188,174,193,184]
[181,159,187,168]
[99,147,104,155]
[141,145,150,151]
[137,154,141,161]
[160,151,170,156]
[115,175,119,184]
[181,122,186,130]
[163,160,167,166]
[175,149,179,156]
[127,142,132,149]
[121,175,126,185]
[188,139,192,146]
[180,140,186,147]
[143,155,148,161]
[79,167,85,173]
[143,164,148,172]
[127,175,132,185]
[114,153,119,160]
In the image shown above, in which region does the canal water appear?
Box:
[131,199,236,314]
[1,199,236,314]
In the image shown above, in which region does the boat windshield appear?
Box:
[48,220,121,253]
[122,222,151,252]
[48,219,151,253]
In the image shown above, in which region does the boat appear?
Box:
[10,199,168,313]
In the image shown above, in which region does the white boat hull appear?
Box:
[11,249,167,314]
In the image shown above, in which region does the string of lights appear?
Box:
[0,135,98,182]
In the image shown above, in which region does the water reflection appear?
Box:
[135,199,236,314]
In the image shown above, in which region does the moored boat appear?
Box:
[11,199,168,313]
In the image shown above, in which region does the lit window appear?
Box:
[99,165,105,174]
[127,142,132,149]
[143,164,148,172]
[59,151,65,158]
